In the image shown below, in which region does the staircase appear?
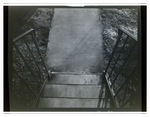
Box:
[12,27,140,111]
[37,73,110,109]
[11,7,140,110]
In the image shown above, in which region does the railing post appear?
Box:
[31,31,51,81]
[104,29,123,75]
[23,39,45,81]
[107,36,129,80]
[102,71,117,109]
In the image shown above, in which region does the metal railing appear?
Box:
[11,27,140,110]
[103,27,139,110]
[12,29,51,109]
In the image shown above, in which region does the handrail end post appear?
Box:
[48,70,51,82]
[102,70,106,84]
[103,70,106,76]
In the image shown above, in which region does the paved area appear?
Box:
[46,8,103,73]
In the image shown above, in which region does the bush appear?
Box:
[12,8,54,108]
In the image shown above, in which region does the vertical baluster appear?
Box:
[13,68,36,95]
[13,43,40,86]
[104,29,123,75]
[23,38,45,82]
[121,96,132,108]
[31,32,51,81]
[13,63,38,86]
[97,84,104,108]
[121,83,129,107]
[108,36,129,80]
[114,66,137,98]
[111,42,137,87]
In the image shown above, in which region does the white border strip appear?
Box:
[3,3,147,6]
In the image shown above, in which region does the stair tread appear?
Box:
[38,98,110,108]
[38,74,109,108]
[48,74,101,85]
[43,84,104,98]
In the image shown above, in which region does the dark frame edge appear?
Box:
[140,6,147,112]
[4,6,10,112]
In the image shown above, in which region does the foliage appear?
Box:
[22,8,54,48]
[12,8,54,108]
[101,8,138,61]
[100,8,138,108]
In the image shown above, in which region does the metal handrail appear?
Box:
[119,27,137,41]
[13,29,34,43]
[12,29,51,108]
[103,27,138,109]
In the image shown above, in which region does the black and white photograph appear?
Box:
[4,3,146,112]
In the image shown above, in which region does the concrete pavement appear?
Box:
[46,8,104,73]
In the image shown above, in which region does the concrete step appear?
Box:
[48,74,101,85]
[38,98,110,108]
[38,74,108,108]
[42,84,102,98]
